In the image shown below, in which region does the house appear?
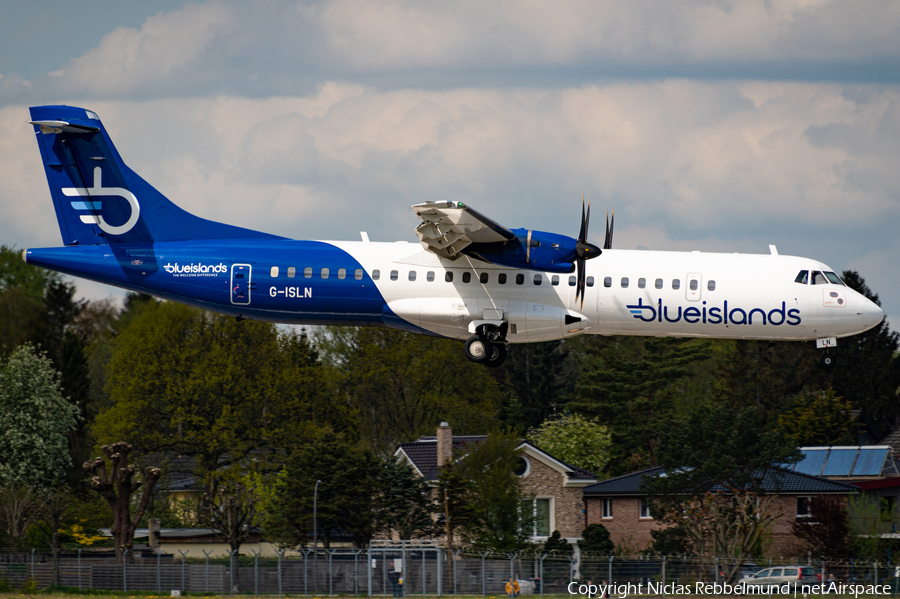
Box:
[787,445,900,508]
[394,422,598,543]
[583,466,858,555]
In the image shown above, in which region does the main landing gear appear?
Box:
[464,324,508,368]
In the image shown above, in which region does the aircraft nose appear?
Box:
[862,298,885,329]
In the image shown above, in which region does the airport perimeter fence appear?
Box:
[1,547,900,596]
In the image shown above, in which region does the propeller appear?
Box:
[575,198,603,306]
[604,209,614,250]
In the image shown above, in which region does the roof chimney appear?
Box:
[437,422,452,468]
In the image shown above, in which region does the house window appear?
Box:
[639,498,653,519]
[513,456,531,477]
[601,498,612,519]
[524,497,552,537]
[797,496,812,518]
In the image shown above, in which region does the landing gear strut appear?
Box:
[464,324,508,367]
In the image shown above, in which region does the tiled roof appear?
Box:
[397,436,597,481]
[583,466,859,496]
[881,427,900,455]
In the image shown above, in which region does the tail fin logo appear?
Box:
[62,167,140,236]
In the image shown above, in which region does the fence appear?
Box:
[1,548,899,595]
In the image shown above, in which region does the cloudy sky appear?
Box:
[2,1,899,328]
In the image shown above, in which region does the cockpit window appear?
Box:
[824,271,845,286]
[811,271,829,285]
[795,270,808,285]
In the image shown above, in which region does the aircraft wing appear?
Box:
[412,201,516,260]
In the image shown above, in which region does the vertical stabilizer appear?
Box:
[29,105,283,245]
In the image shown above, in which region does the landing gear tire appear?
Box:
[464,335,493,363]
[821,352,835,368]
[484,343,508,368]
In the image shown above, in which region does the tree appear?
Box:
[529,414,612,476]
[649,524,694,556]
[94,302,342,496]
[572,337,711,472]
[791,496,850,559]
[198,469,262,587]
[542,530,573,554]
[826,270,900,429]
[449,429,534,551]
[373,460,432,540]
[776,388,857,446]
[33,487,75,585]
[317,327,503,456]
[642,404,800,580]
[270,433,376,548]
[0,343,79,489]
[578,523,614,554]
[491,340,577,429]
[83,442,161,559]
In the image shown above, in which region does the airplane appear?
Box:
[22,105,885,368]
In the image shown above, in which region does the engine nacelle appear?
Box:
[464,229,578,273]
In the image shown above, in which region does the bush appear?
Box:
[542,530,573,554]
[579,523,614,554]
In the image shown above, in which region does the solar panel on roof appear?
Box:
[852,447,888,476]
[793,449,828,476]
[821,448,859,476]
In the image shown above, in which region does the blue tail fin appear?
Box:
[29,105,283,246]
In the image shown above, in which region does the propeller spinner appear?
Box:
[575,199,604,306]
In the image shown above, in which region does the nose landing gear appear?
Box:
[816,337,837,368]
[821,351,835,368]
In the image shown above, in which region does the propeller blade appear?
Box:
[578,197,587,242]
[604,210,614,250]
[575,257,586,307]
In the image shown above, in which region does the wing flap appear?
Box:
[412,201,515,260]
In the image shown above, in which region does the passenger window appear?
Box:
[338,268,346,280]
[287,267,296,278]
[445,272,453,282]
[811,271,828,285]
[621,277,629,288]
[638,278,646,289]
[270,266,279,278]
[498,273,507,284]
[516,274,525,285]
[655,278,663,289]
[707,280,716,291]
[551,275,559,286]
[372,269,380,281]
[304,267,313,278]
[795,270,809,285]
[603,277,612,288]
[427,271,435,282]
[689,279,698,291]
[321,268,330,279]
[355,269,363,280]
[534,274,542,285]
[390,270,398,281]
[569,275,576,287]
[586,276,594,287]
[480,272,489,284]
[409,271,416,281]
[462,272,471,283]
[824,271,844,285]
[672,279,680,290]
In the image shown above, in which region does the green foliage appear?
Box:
[19,577,36,593]
[530,413,611,476]
[0,343,79,489]
[0,244,60,301]
[269,432,377,548]
[373,459,432,539]
[492,340,577,429]
[450,429,535,551]
[644,404,800,499]
[847,494,900,561]
[542,530,573,554]
[95,302,343,478]
[572,337,711,473]
[777,388,857,446]
[316,327,503,456]
[578,523,614,554]
[649,524,693,556]
[826,270,900,428]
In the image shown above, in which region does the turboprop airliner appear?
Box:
[23,105,885,367]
